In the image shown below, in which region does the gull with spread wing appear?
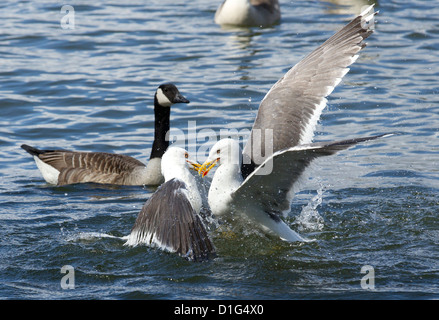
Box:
[199,6,388,242]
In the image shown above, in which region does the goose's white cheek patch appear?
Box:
[156,88,172,107]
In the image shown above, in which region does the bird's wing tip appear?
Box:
[360,4,375,17]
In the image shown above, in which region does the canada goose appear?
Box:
[214,0,281,27]
[21,83,189,186]
[198,6,385,242]
[125,147,216,262]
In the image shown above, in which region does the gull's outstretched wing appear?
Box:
[125,178,216,262]
[235,134,390,218]
[242,6,377,176]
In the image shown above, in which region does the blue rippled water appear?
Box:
[1,0,438,300]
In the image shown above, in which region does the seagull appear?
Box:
[21,83,189,186]
[214,0,281,27]
[125,147,216,262]
[199,6,384,242]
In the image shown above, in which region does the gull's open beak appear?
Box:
[198,158,219,178]
[187,159,201,172]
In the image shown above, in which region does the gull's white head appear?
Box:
[161,147,200,181]
[199,138,242,177]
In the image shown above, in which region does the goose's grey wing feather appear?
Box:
[125,178,216,262]
[242,6,376,168]
[235,134,390,218]
[38,150,145,185]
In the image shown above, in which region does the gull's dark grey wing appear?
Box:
[242,6,377,176]
[125,178,216,262]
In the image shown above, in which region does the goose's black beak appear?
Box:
[173,94,190,104]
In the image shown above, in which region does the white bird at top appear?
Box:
[214,0,281,27]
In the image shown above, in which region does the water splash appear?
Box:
[297,185,325,232]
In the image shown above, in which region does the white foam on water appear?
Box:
[66,231,125,242]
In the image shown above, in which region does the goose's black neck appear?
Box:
[150,96,171,159]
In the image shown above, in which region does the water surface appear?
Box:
[1,0,438,300]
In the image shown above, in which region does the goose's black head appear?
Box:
[150,83,190,160]
[155,83,190,107]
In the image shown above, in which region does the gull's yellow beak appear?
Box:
[198,158,219,177]
[187,159,201,172]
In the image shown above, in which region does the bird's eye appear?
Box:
[185,153,188,159]
[216,149,220,154]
